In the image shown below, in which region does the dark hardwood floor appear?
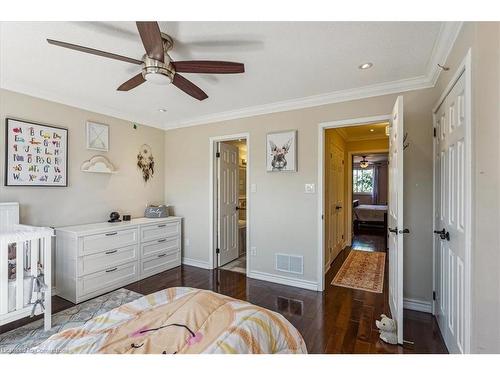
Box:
[1,233,448,354]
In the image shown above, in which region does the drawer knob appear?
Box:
[157,224,166,228]
[105,232,118,236]
[158,253,167,258]
[157,239,166,243]
[106,267,118,273]
[105,250,118,255]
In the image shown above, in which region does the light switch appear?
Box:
[305,183,316,194]
[250,184,257,193]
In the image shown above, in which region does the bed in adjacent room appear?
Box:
[33,287,307,354]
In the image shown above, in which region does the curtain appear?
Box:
[372,164,379,204]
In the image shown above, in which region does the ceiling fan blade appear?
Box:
[136,21,164,62]
[47,39,143,65]
[173,61,244,74]
[172,74,208,101]
[117,73,146,91]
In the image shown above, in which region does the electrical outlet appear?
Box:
[250,246,257,256]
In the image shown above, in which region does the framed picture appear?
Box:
[4,118,68,187]
[86,121,109,151]
[266,130,297,172]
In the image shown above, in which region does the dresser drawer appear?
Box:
[141,237,180,258]
[78,262,138,297]
[79,245,138,276]
[140,249,180,279]
[82,228,138,255]
[141,221,180,242]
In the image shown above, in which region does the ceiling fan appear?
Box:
[47,21,245,101]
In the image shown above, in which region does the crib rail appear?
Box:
[0,225,53,330]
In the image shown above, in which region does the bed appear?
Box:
[353,204,388,248]
[33,287,307,354]
[353,204,388,223]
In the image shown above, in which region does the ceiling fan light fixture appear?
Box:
[143,71,171,85]
[359,156,370,169]
[359,62,373,70]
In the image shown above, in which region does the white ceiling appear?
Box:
[0,22,459,130]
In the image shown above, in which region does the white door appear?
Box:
[433,72,467,353]
[388,95,405,344]
[217,142,239,267]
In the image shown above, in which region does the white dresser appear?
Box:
[55,217,182,304]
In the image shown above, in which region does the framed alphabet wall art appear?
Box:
[4,118,68,187]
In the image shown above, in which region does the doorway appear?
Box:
[209,134,249,275]
[319,99,405,344]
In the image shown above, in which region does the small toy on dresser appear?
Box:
[375,314,398,345]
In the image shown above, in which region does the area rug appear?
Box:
[331,250,385,293]
[0,288,142,354]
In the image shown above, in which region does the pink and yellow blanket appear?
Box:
[34,287,307,354]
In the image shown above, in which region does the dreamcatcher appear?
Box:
[137,144,155,182]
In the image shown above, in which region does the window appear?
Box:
[353,168,374,194]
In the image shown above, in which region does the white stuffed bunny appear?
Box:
[375,314,398,345]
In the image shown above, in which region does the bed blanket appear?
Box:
[34,287,307,354]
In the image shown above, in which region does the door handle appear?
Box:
[235,206,240,211]
[335,205,342,210]
[434,228,450,241]
[388,227,398,234]
[399,228,410,234]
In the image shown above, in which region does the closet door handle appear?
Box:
[105,232,117,236]
[105,267,118,273]
[157,239,166,243]
[157,253,167,258]
[388,227,398,234]
[105,249,118,255]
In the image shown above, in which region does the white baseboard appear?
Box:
[182,257,212,270]
[247,270,319,291]
[403,298,432,313]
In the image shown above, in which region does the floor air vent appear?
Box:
[275,253,303,275]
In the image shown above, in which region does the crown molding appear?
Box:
[163,74,433,130]
[346,134,389,142]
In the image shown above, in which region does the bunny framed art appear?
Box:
[266,130,297,172]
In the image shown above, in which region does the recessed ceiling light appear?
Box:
[158,108,167,113]
[359,62,373,70]
[370,129,374,132]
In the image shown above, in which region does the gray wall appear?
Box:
[164,87,438,303]
[0,89,165,227]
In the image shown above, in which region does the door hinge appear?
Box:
[433,291,436,301]
[216,152,221,158]
[216,248,220,254]
[433,128,437,138]
[321,214,324,220]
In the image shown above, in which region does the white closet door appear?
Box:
[434,72,467,354]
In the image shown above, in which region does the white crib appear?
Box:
[0,202,53,330]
